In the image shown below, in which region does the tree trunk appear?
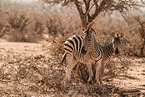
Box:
[81,15,93,30]
[140,40,145,57]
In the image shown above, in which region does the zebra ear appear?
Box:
[81,47,87,55]
[120,33,124,37]
[112,32,115,37]
[82,29,86,33]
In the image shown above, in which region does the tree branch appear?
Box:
[119,11,130,24]
[42,0,145,30]
[74,0,84,16]
[92,0,107,20]
[135,16,144,28]
[83,0,90,14]
[85,3,94,16]
[74,0,89,29]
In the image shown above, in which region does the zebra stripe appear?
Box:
[76,36,82,51]
[101,41,114,59]
[82,29,103,62]
[80,28,104,84]
[73,37,78,50]
[102,32,123,60]
[61,29,104,85]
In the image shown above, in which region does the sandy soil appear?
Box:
[110,56,145,93]
[0,39,51,58]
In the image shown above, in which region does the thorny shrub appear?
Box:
[0,22,9,38]
[45,12,81,37]
[6,9,44,42]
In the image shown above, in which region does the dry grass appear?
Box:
[0,40,145,96]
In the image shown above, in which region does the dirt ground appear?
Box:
[0,38,145,96]
[109,56,145,93]
[0,38,51,57]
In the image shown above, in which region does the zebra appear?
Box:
[81,28,103,84]
[102,32,124,60]
[60,35,86,84]
[60,28,103,85]
[99,32,124,82]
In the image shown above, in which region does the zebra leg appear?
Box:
[86,62,93,84]
[68,56,78,82]
[95,59,103,85]
[62,55,71,84]
[64,55,78,84]
[72,64,79,82]
[59,53,67,65]
[99,60,104,83]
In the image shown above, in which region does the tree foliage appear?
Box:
[42,0,144,29]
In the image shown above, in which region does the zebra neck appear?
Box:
[89,40,102,58]
[102,41,114,59]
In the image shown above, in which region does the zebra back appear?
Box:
[64,35,83,55]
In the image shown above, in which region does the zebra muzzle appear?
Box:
[81,46,87,55]
[115,48,119,54]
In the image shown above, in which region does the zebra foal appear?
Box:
[99,32,123,82]
[102,32,124,60]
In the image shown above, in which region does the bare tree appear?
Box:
[42,0,143,29]
[135,16,145,57]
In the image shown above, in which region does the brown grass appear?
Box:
[0,41,144,96]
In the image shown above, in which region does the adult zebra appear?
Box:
[60,28,123,85]
[60,28,103,85]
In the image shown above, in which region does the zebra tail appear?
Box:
[59,53,67,65]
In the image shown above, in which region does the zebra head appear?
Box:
[112,32,123,54]
[81,28,96,54]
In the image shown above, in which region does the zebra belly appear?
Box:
[73,51,86,64]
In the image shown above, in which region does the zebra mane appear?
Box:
[101,39,114,60]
